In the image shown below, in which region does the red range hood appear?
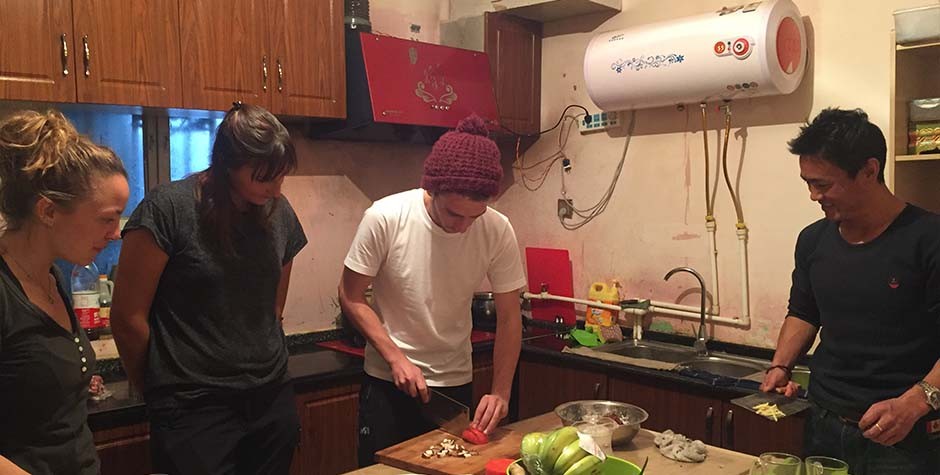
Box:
[310,31,500,143]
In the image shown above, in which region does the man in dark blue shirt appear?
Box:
[761,108,940,475]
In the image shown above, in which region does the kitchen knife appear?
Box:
[731,391,812,420]
[421,389,471,438]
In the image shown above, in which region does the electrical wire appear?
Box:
[512,114,581,191]
[558,110,636,230]
[500,104,590,138]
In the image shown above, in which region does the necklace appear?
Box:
[5,253,56,305]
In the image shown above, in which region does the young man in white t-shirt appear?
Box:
[339,115,527,466]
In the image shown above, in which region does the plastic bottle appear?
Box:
[586,281,620,334]
[97,274,114,338]
[71,263,101,340]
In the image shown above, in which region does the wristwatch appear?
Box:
[917,380,940,411]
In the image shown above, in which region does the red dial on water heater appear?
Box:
[732,37,751,58]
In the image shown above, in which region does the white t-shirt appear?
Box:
[344,189,527,386]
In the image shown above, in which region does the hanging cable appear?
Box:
[500,104,590,138]
[513,114,580,191]
[558,110,636,230]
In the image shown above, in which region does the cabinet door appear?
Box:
[292,383,360,475]
[472,352,494,413]
[0,0,76,102]
[269,0,345,118]
[608,376,722,446]
[71,0,182,107]
[721,403,806,456]
[94,423,152,475]
[517,357,607,420]
[180,0,268,111]
[484,12,541,136]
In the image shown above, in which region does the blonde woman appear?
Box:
[0,110,129,474]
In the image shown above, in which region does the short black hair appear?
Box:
[787,108,887,182]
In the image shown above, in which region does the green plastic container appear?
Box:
[507,455,642,475]
[791,368,811,390]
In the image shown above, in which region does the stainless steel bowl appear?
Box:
[554,400,649,446]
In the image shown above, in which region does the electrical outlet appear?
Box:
[578,110,621,134]
[557,199,574,219]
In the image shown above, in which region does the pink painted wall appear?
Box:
[267,0,931,353]
[489,0,929,348]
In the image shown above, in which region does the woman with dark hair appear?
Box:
[111,103,307,474]
[0,110,129,474]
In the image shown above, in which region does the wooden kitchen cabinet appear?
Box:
[269,0,345,118]
[720,400,806,456]
[517,355,607,420]
[472,351,494,412]
[0,0,77,102]
[0,0,181,107]
[608,375,722,446]
[179,0,269,110]
[94,423,152,475]
[291,378,361,475]
[180,0,345,117]
[71,0,183,107]
[484,12,542,137]
[515,354,807,457]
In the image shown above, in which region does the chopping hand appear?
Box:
[391,357,429,403]
[759,367,800,398]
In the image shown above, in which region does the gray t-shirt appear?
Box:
[123,175,307,397]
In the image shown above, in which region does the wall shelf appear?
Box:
[496,0,621,23]
[889,31,940,212]
[896,154,940,162]
[897,40,940,51]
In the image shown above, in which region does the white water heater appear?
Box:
[583,0,807,111]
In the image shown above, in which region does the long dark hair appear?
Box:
[198,103,296,255]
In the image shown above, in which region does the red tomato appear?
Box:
[461,427,489,445]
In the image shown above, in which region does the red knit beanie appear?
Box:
[421,114,502,198]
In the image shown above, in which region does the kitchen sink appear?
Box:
[676,355,768,379]
[592,340,698,363]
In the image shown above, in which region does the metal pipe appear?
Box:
[664,267,708,354]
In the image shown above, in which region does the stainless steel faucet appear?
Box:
[664,266,708,355]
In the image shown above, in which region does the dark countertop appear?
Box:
[88,326,786,431]
[88,335,498,431]
[520,334,767,399]
[88,348,365,431]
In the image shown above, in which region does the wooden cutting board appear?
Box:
[525,247,577,325]
[374,413,559,475]
[375,413,756,475]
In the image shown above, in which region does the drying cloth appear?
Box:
[653,430,708,463]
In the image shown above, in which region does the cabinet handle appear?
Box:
[81,35,90,77]
[276,58,284,92]
[60,33,69,76]
[724,409,734,449]
[593,383,601,399]
[262,55,268,92]
[704,406,714,444]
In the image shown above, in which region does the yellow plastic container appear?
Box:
[586,281,620,334]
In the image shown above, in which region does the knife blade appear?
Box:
[421,389,471,438]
